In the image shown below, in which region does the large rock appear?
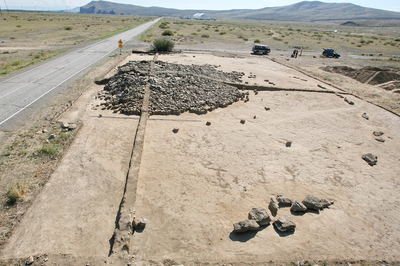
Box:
[362,153,378,166]
[233,220,260,233]
[248,207,271,225]
[61,122,70,128]
[273,215,296,232]
[269,198,279,213]
[67,123,77,130]
[291,200,307,212]
[277,195,293,206]
[302,195,322,210]
[319,198,334,208]
[26,256,34,265]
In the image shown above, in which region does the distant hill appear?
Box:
[80,1,185,16]
[79,0,400,22]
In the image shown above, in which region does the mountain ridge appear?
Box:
[79,0,400,22]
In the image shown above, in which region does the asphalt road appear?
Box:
[0,18,160,131]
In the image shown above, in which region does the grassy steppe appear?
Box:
[1,13,399,77]
[0,12,153,76]
[142,18,400,58]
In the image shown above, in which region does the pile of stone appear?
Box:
[233,206,297,233]
[233,207,271,233]
[271,194,334,214]
[233,195,334,234]
[154,61,245,83]
[61,122,77,131]
[97,60,246,115]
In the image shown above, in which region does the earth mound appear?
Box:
[321,65,400,91]
[97,60,246,115]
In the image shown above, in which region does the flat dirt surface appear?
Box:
[1,52,400,265]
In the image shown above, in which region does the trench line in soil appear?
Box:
[109,53,157,256]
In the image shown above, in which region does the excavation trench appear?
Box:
[109,54,157,256]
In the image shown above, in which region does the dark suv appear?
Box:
[322,48,340,58]
[252,44,271,55]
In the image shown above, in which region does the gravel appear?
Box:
[97,60,246,115]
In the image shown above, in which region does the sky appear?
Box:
[3,0,400,12]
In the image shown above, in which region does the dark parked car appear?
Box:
[322,48,340,58]
[252,44,271,55]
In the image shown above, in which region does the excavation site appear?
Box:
[1,52,400,266]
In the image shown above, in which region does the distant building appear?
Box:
[192,13,210,20]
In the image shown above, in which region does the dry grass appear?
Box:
[0,12,153,77]
[0,49,128,249]
[141,18,400,58]
[0,121,81,245]
[0,12,151,46]
[6,182,30,205]
[0,49,66,76]
[0,12,152,247]
[140,18,400,115]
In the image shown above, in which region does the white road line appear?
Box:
[0,40,109,84]
[0,19,161,127]
[0,52,97,99]
[0,49,113,126]
[0,68,59,99]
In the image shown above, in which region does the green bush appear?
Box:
[37,144,59,156]
[64,26,72,30]
[159,22,170,29]
[201,34,209,38]
[152,38,175,52]
[162,30,174,36]
[254,39,261,43]
[59,132,72,142]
